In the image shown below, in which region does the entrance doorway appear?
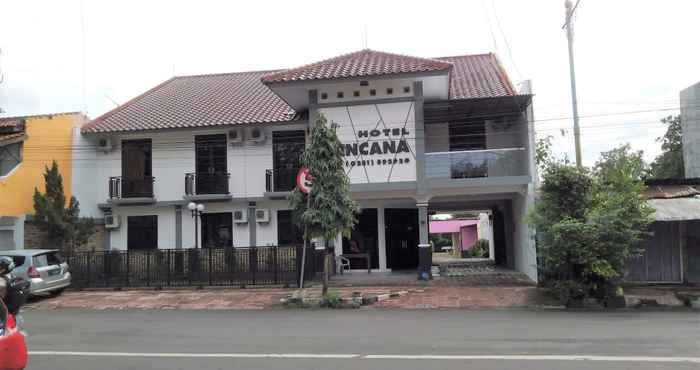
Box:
[342,209,379,270]
[385,209,419,270]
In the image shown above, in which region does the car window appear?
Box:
[46,252,63,265]
[0,255,26,267]
[33,254,48,267]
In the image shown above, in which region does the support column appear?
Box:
[175,205,182,249]
[248,202,257,247]
[377,207,387,271]
[417,202,431,280]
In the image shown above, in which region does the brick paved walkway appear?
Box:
[24,286,556,310]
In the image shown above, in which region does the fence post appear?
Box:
[126,250,130,287]
[167,250,171,287]
[250,247,257,285]
[146,251,151,287]
[208,249,213,286]
[273,246,279,284]
[86,251,92,287]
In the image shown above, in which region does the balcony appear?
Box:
[108,176,156,204]
[425,147,528,183]
[265,168,298,194]
[184,172,231,201]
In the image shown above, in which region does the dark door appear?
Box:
[272,131,305,191]
[121,139,153,197]
[687,220,700,284]
[492,208,506,266]
[127,216,158,250]
[195,135,228,194]
[201,213,233,248]
[385,209,419,270]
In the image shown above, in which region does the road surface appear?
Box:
[20,308,700,370]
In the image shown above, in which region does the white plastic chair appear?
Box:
[336,256,351,275]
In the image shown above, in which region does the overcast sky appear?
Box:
[1,0,698,165]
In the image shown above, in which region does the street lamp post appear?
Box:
[188,202,205,249]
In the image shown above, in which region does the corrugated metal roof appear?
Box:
[648,197,700,221]
[643,185,700,199]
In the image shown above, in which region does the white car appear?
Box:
[0,249,71,296]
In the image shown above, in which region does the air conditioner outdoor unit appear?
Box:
[233,209,248,224]
[97,137,113,152]
[255,209,270,223]
[228,128,243,144]
[105,213,120,229]
[248,127,266,143]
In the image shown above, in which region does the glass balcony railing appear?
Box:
[425,147,527,180]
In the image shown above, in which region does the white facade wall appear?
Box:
[681,82,700,178]
[512,190,537,282]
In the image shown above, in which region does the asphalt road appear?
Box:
[20,308,700,370]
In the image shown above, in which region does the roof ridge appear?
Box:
[174,69,285,80]
[0,111,84,121]
[434,52,494,60]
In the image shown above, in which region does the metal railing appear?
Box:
[66,246,321,288]
[265,168,299,192]
[109,176,155,199]
[185,172,230,196]
[425,147,527,179]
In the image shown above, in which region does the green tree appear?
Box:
[289,113,358,295]
[535,134,554,169]
[33,161,95,253]
[529,145,653,305]
[648,115,684,179]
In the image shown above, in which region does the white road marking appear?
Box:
[365,355,700,363]
[28,351,700,363]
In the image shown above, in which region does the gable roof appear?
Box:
[261,49,453,84]
[436,53,516,99]
[83,50,519,134]
[82,71,301,134]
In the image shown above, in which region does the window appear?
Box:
[127,215,158,250]
[320,92,328,100]
[33,252,61,267]
[277,210,303,246]
[353,91,360,97]
[337,92,344,99]
[403,86,411,93]
[386,88,393,95]
[369,89,376,96]
[0,142,23,177]
[201,213,233,248]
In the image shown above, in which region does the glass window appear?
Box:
[0,142,23,177]
[277,210,303,246]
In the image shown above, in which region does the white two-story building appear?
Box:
[74,49,538,281]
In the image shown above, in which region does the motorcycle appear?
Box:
[0,257,29,370]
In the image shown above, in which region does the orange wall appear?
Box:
[0,113,83,217]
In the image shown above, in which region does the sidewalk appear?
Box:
[24,286,557,310]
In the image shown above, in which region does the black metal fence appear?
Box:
[66,246,324,288]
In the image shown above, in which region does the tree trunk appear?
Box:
[322,240,329,296]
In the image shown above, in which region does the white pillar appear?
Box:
[377,207,387,271]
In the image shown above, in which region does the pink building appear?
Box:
[429,220,478,251]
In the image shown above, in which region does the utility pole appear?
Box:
[563,0,582,167]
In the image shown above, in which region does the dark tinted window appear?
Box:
[277,210,303,246]
[0,255,25,267]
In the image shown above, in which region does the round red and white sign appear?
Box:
[296,167,314,194]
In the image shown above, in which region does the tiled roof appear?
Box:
[436,53,516,99]
[82,71,301,134]
[83,50,518,134]
[261,49,453,83]
[0,118,26,145]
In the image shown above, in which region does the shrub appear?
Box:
[471,239,489,258]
